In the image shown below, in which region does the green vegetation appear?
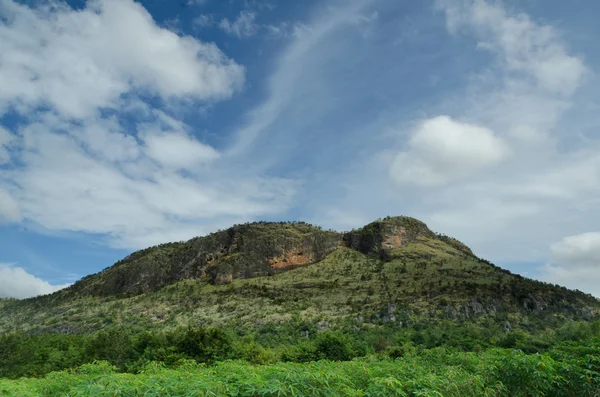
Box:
[2,318,600,380]
[0,216,599,395]
[1,343,599,396]
[1,243,596,335]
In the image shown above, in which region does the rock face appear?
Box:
[461,298,486,318]
[70,222,342,296]
[70,216,446,297]
[342,217,438,258]
[521,294,549,313]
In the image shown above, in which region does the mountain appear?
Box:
[0,216,598,334]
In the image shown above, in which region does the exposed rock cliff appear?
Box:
[69,222,341,296]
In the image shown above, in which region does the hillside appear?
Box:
[0,216,598,335]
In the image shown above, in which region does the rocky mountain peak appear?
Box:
[342,216,437,257]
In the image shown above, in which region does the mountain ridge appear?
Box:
[0,215,598,335]
[66,216,452,298]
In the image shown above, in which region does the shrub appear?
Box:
[315,332,356,361]
[174,326,233,364]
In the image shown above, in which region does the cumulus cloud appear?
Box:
[539,233,600,297]
[388,0,588,191]
[219,11,259,38]
[390,116,509,186]
[8,116,296,249]
[0,264,70,299]
[0,0,245,119]
[0,0,296,249]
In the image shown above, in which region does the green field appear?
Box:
[1,344,599,397]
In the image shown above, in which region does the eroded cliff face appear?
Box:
[68,216,470,297]
[342,216,437,257]
[71,222,343,296]
[268,249,314,269]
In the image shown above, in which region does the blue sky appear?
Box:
[1,0,599,298]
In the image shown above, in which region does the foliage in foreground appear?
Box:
[1,346,599,397]
[2,319,600,380]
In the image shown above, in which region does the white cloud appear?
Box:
[390,116,509,186]
[74,118,142,163]
[291,1,598,301]
[551,232,600,267]
[0,264,70,299]
[264,22,287,37]
[228,0,373,155]
[140,129,220,170]
[217,0,599,295]
[379,0,600,268]
[539,233,600,297]
[7,116,296,249]
[0,0,297,249]
[194,14,214,29]
[435,0,587,144]
[219,11,259,38]
[0,0,245,119]
[0,188,20,222]
[263,22,300,39]
[416,148,600,262]
[0,126,14,163]
[0,0,597,303]
[541,266,600,298]
[438,0,586,96]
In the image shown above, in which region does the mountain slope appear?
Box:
[0,216,598,334]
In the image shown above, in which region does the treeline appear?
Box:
[1,319,600,379]
[0,326,357,378]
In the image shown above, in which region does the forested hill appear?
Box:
[1,216,598,335]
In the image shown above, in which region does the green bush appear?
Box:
[174,326,233,364]
[315,331,357,361]
[237,342,278,365]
